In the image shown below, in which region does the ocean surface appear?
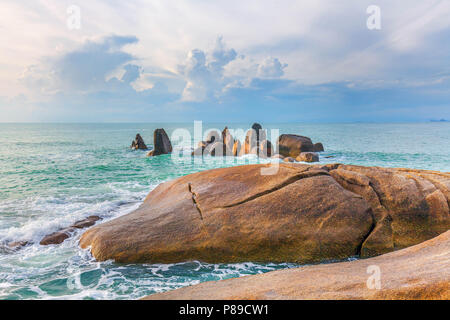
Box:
[0,122,449,300]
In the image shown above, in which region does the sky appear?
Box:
[0,0,449,122]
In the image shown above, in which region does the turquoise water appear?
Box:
[0,122,449,299]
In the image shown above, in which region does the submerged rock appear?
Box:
[80,164,449,264]
[130,134,148,150]
[147,129,172,156]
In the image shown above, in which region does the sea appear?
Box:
[0,122,449,299]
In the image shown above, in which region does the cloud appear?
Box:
[257,57,287,78]
[1,1,449,122]
[179,36,287,101]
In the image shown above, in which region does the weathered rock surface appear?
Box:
[278,134,314,158]
[80,164,449,264]
[147,129,172,156]
[40,228,74,245]
[145,230,450,300]
[40,216,102,245]
[313,142,324,152]
[130,134,147,150]
[296,152,319,163]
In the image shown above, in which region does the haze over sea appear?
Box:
[0,122,449,299]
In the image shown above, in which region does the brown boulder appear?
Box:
[40,228,74,245]
[313,142,324,152]
[296,152,319,163]
[130,134,147,150]
[147,129,172,156]
[80,164,449,264]
[278,134,314,157]
[232,140,241,157]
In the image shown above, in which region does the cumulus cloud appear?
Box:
[2,0,449,122]
[20,35,139,95]
[178,36,287,101]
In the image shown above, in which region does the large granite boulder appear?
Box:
[277,134,314,158]
[130,134,147,150]
[147,129,172,156]
[80,164,449,264]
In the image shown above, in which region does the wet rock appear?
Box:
[277,134,314,158]
[71,216,101,229]
[7,241,29,251]
[40,216,102,246]
[130,134,148,150]
[296,152,319,163]
[283,157,295,162]
[147,129,172,156]
[313,142,324,152]
[40,228,74,245]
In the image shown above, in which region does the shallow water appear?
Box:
[0,122,449,299]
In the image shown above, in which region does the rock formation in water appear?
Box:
[80,164,450,264]
[296,152,319,163]
[40,216,101,245]
[130,134,148,150]
[147,129,172,156]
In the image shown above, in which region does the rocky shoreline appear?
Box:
[145,229,450,300]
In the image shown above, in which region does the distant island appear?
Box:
[430,118,449,122]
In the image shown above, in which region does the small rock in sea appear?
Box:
[40,228,74,245]
[7,241,29,251]
[325,155,335,159]
[277,134,315,158]
[147,128,172,156]
[296,152,319,163]
[313,142,324,152]
[130,134,148,150]
[71,216,101,229]
[40,216,102,245]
